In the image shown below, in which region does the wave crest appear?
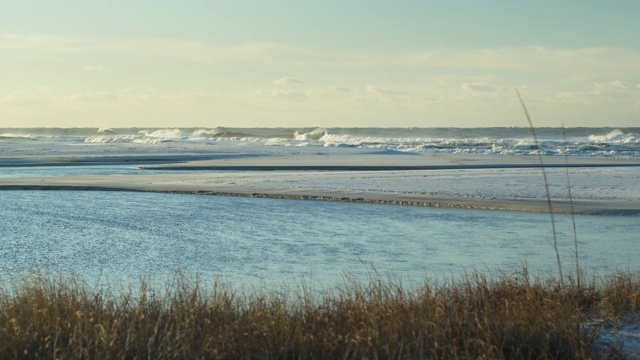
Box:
[588,129,637,144]
[2,127,635,158]
[294,128,328,141]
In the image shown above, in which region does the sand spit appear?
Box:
[0,172,638,215]
[136,152,640,170]
[1,153,638,215]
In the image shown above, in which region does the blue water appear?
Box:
[1,190,637,290]
[0,165,220,178]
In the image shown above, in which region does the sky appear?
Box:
[1,0,639,128]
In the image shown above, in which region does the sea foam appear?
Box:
[2,127,639,158]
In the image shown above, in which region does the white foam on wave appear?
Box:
[190,129,221,139]
[318,133,433,151]
[264,138,309,147]
[87,129,191,144]
[85,134,141,144]
[137,129,183,140]
[588,129,637,144]
[0,133,38,140]
[293,128,327,141]
[4,126,636,157]
[131,138,169,144]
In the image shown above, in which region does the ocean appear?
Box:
[1,126,639,158]
[1,127,638,290]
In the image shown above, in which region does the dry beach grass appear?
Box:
[0,270,638,359]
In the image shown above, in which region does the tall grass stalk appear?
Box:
[562,124,581,287]
[516,89,563,285]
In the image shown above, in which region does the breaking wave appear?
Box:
[1,127,638,158]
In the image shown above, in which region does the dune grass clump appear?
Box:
[0,271,638,359]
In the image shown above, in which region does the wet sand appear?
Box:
[1,152,638,215]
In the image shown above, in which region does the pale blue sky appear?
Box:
[1,1,639,127]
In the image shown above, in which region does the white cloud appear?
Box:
[83,65,109,72]
[365,85,401,95]
[0,91,42,105]
[67,91,115,102]
[3,33,640,127]
[591,80,638,95]
[0,33,88,51]
[556,80,640,104]
[254,89,307,102]
[272,77,304,85]
[0,34,283,65]
[462,82,495,92]
[328,85,352,93]
[3,33,640,80]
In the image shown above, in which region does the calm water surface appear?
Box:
[0,190,637,290]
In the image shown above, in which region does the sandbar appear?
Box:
[0,152,638,215]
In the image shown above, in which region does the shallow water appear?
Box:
[1,190,637,290]
[0,164,219,178]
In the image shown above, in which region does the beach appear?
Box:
[1,150,639,215]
